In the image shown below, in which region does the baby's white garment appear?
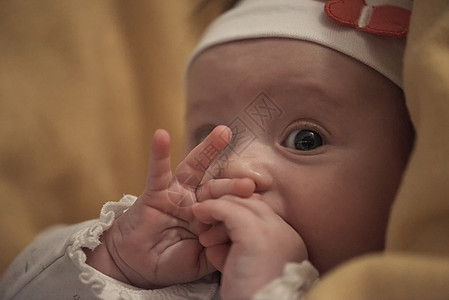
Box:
[0,195,220,300]
[0,194,318,299]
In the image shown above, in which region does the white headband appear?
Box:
[187,0,412,87]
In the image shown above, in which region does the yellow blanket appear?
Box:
[0,1,198,275]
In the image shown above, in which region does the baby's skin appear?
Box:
[85,125,306,299]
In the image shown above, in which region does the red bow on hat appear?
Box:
[324,0,412,38]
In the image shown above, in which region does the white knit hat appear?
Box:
[188,0,412,87]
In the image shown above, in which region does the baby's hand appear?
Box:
[86,126,251,288]
[192,195,308,300]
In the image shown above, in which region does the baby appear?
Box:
[0,0,414,299]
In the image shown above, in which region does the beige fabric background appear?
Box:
[0,1,214,275]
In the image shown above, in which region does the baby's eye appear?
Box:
[284,129,323,151]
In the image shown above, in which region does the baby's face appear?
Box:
[185,39,413,273]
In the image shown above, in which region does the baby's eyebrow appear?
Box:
[286,82,346,113]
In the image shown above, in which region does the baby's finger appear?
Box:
[145,129,172,192]
[205,243,230,272]
[192,197,259,232]
[199,223,229,247]
[196,178,255,202]
[174,125,231,188]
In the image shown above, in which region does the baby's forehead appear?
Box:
[187,38,394,101]
[186,38,405,134]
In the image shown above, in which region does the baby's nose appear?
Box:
[212,144,272,193]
